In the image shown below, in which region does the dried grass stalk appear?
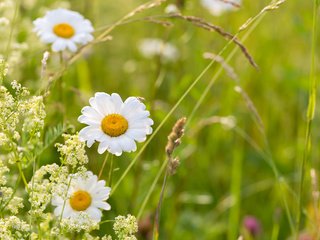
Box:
[170,13,258,69]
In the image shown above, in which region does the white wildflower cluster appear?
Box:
[0,80,46,166]
[0,187,23,214]
[0,216,30,240]
[113,215,138,240]
[28,163,68,218]
[5,191,24,215]
[138,38,179,62]
[56,133,89,168]
[0,85,19,149]
[0,159,9,185]
[0,158,24,216]
[60,212,100,233]
[27,163,112,237]
[0,5,158,239]
[20,95,46,137]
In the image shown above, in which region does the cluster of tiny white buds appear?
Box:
[0,187,24,214]
[55,133,89,168]
[28,164,69,218]
[0,216,30,239]
[113,215,138,240]
[60,213,100,233]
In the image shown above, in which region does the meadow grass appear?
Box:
[0,0,318,239]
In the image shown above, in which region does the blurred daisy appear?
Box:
[139,38,179,62]
[78,93,153,156]
[33,8,94,52]
[164,4,179,14]
[52,171,111,222]
[201,0,241,16]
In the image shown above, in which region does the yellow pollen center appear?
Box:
[69,190,92,211]
[53,23,75,38]
[101,114,128,137]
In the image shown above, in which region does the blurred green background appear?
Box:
[3,0,318,239]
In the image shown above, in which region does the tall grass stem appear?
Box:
[296,0,319,235]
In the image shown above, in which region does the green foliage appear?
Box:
[0,0,318,239]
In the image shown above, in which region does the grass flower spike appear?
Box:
[78,93,153,156]
[52,171,111,222]
[201,0,241,16]
[33,8,94,52]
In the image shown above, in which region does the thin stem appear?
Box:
[137,158,168,219]
[58,52,65,123]
[227,138,243,240]
[296,0,319,235]
[100,219,115,225]
[59,176,73,225]
[29,156,37,239]
[0,175,21,214]
[99,152,110,179]
[184,1,295,234]
[107,155,114,186]
[271,222,280,240]
[186,15,263,125]
[4,0,20,61]
[40,0,164,97]
[111,41,227,195]
[233,127,296,233]
[111,0,285,197]
[17,162,29,191]
[153,168,169,240]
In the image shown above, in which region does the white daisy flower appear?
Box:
[33,8,94,52]
[78,93,153,156]
[138,38,179,62]
[201,0,241,16]
[52,171,111,222]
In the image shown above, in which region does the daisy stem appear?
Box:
[107,155,114,186]
[59,52,65,122]
[99,152,110,179]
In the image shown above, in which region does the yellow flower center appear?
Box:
[69,190,92,211]
[101,114,128,137]
[53,23,75,38]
